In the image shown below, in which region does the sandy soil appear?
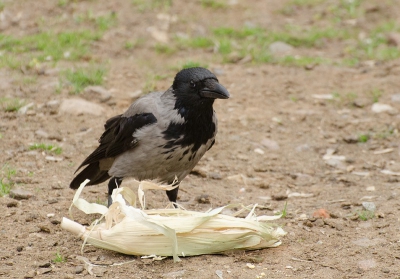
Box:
[1,0,400,278]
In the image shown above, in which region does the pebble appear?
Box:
[261,138,280,150]
[314,218,324,227]
[84,86,112,103]
[269,41,294,56]
[271,193,288,201]
[254,148,265,155]
[45,156,63,162]
[196,194,210,204]
[7,200,18,207]
[391,94,400,102]
[362,201,376,212]
[358,259,377,270]
[38,262,51,268]
[59,98,106,116]
[39,268,52,274]
[35,129,49,139]
[366,186,376,191]
[352,237,385,247]
[313,208,330,219]
[208,172,222,180]
[45,100,60,114]
[371,103,395,113]
[18,103,35,115]
[9,188,34,200]
[24,270,36,278]
[75,266,84,274]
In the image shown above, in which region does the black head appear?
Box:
[172,67,230,102]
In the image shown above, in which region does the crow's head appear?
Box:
[172,67,230,102]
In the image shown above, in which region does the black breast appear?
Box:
[162,100,216,152]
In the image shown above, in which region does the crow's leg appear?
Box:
[108,177,123,207]
[166,181,179,207]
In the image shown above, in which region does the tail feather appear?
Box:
[70,162,110,189]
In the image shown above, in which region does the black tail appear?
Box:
[69,162,110,189]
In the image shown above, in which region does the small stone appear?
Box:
[271,193,288,201]
[314,218,324,227]
[35,129,49,139]
[246,263,255,269]
[358,259,377,270]
[39,225,51,233]
[261,138,280,150]
[47,199,58,204]
[366,186,376,192]
[208,172,222,180]
[313,208,330,219]
[51,219,61,225]
[381,268,390,273]
[391,94,400,103]
[343,136,358,144]
[17,246,24,252]
[59,98,106,116]
[75,266,84,274]
[196,194,210,204]
[9,188,34,200]
[24,270,36,278]
[371,103,395,113]
[39,268,52,274]
[45,156,63,162]
[362,202,376,212]
[129,90,143,100]
[84,86,112,103]
[6,200,18,207]
[38,262,51,268]
[269,41,294,57]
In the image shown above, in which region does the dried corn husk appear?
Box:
[61,179,285,262]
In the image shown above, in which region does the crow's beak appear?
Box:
[200,81,230,99]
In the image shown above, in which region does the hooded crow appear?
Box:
[70,67,230,206]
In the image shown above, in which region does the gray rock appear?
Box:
[362,201,376,212]
[391,94,400,103]
[261,138,280,150]
[59,98,106,116]
[35,129,49,139]
[84,86,112,103]
[358,259,377,270]
[9,188,34,200]
[269,41,294,57]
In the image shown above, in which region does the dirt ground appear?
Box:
[1,0,400,278]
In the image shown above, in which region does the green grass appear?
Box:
[53,251,66,263]
[182,61,208,69]
[154,43,176,55]
[29,143,63,155]
[131,0,172,12]
[95,12,118,31]
[0,31,100,63]
[0,97,25,112]
[369,88,383,103]
[358,134,369,143]
[357,210,374,221]
[0,164,16,196]
[201,0,227,9]
[64,66,106,94]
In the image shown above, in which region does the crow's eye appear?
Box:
[190,80,196,88]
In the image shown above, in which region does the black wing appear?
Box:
[75,112,157,172]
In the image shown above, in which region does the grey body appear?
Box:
[107,88,217,182]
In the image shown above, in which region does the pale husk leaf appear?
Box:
[61,180,286,261]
